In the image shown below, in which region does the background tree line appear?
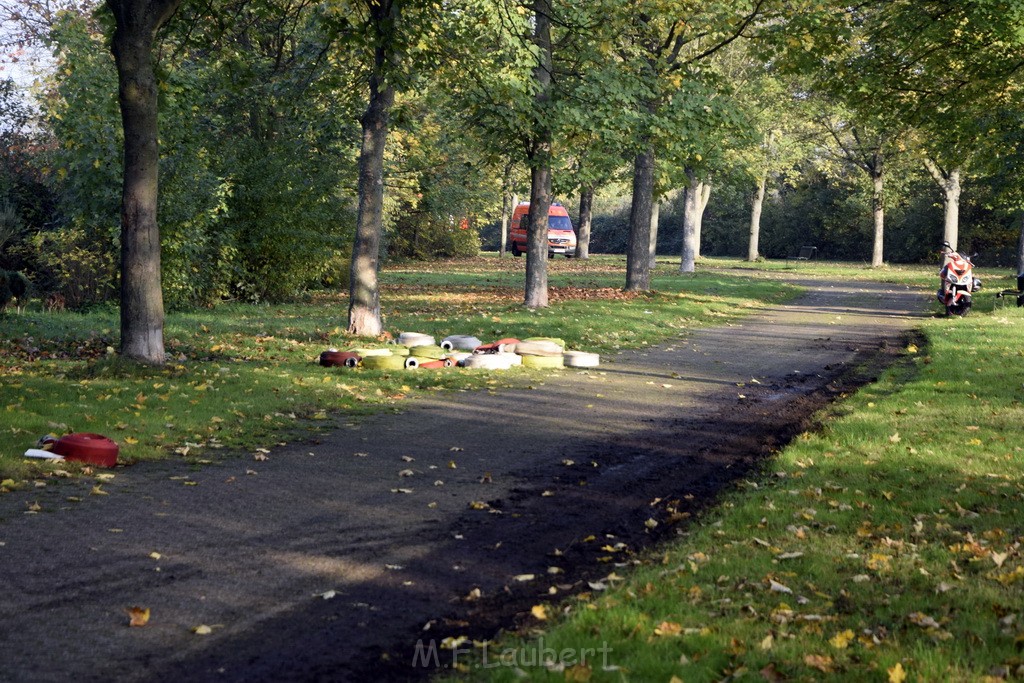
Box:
[1,0,1023,357]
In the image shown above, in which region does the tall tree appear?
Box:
[615,1,766,289]
[106,0,183,363]
[347,0,397,336]
[522,0,554,309]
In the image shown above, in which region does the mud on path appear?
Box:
[0,279,926,682]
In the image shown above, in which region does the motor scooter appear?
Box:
[937,242,981,316]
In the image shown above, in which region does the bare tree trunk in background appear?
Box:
[523,0,552,309]
[1016,211,1024,275]
[693,181,710,259]
[499,162,514,257]
[348,1,398,336]
[625,146,654,291]
[680,169,700,273]
[576,186,593,259]
[107,0,184,364]
[499,193,510,258]
[871,170,885,267]
[648,199,660,270]
[747,175,766,262]
[923,158,961,250]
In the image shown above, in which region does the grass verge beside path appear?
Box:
[447,280,1024,681]
[1,256,794,482]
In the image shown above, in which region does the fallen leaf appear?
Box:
[829,629,855,649]
[888,662,907,683]
[320,590,337,600]
[126,606,150,627]
[513,574,535,582]
[654,621,683,637]
[804,654,834,673]
[531,605,548,621]
[768,579,793,594]
[192,625,213,635]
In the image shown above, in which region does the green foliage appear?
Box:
[389,211,480,260]
[0,269,29,311]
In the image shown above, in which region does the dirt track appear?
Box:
[0,278,926,682]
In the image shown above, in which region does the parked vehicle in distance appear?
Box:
[509,202,577,258]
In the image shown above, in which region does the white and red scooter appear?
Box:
[937,241,981,316]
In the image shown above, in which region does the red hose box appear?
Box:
[51,433,119,468]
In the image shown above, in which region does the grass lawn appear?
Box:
[439,263,1024,681]
[5,254,1022,681]
[1,255,795,481]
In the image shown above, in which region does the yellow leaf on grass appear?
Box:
[804,654,834,673]
[830,629,855,649]
[888,662,907,683]
[530,605,548,621]
[123,436,139,445]
[126,606,150,627]
[654,621,683,637]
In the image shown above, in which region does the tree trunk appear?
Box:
[625,146,654,291]
[523,0,552,309]
[923,159,961,250]
[680,169,700,273]
[348,6,397,336]
[499,163,513,257]
[499,192,510,258]
[1016,211,1024,275]
[871,170,884,267]
[575,186,593,259]
[648,199,660,270]
[693,181,710,259]
[107,0,184,365]
[747,175,766,262]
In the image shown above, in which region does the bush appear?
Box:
[0,269,29,311]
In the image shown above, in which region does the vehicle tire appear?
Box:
[563,350,600,368]
[522,354,564,369]
[947,301,971,317]
[52,433,119,468]
[511,242,521,257]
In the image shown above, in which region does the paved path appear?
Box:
[0,279,927,682]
